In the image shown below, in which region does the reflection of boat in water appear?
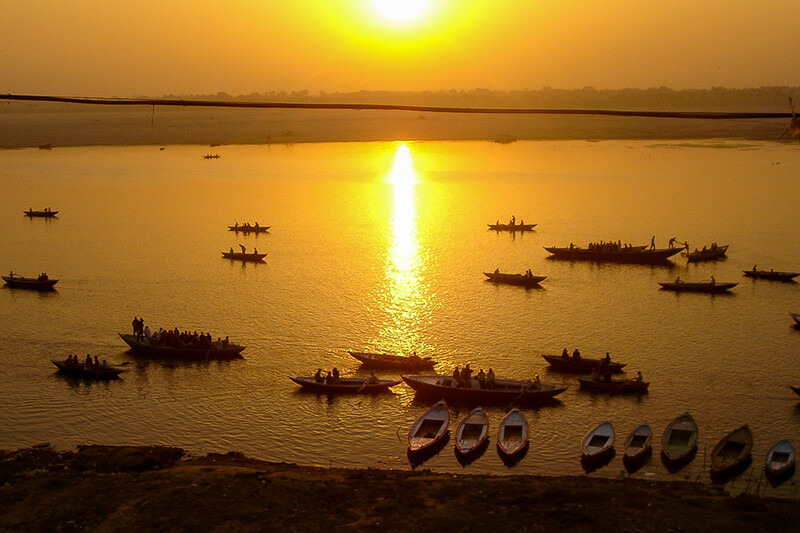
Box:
[408,400,450,455]
[710,424,753,477]
[577,376,649,394]
[51,360,125,380]
[496,408,529,459]
[744,268,799,281]
[289,376,400,394]
[401,374,566,405]
[2,273,58,290]
[24,209,58,218]
[454,407,489,457]
[487,223,536,232]
[661,412,698,465]
[221,251,267,262]
[119,333,245,359]
[347,351,436,371]
[228,224,270,234]
[541,354,626,374]
[686,244,728,262]
[582,421,615,463]
[544,244,681,263]
[484,271,546,287]
[658,280,737,293]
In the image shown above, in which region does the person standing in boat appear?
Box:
[332,367,340,384]
[460,364,473,388]
[452,366,461,387]
[650,236,655,249]
[253,247,258,255]
[562,348,569,359]
[314,368,323,382]
[710,276,715,284]
[572,348,581,360]
[239,244,246,254]
[486,368,496,389]
[229,246,234,254]
[132,316,139,336]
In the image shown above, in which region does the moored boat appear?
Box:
[497,408,529,458]
[790,313,800,328]
[289,376,400,394]
[221,251,267,262]
[347,351,436,371]
[686,244,728,262]
[483,271,546,287]
[582,421,615,462]
[541,353,626,374]
[118,333,245,359]
[51,359,125,380]
[408,400,450,454]
[228,224,270,233]
[744,268,799,282]
[454,407,490,457]
[710,424,753,477]
[623,423,653,463]
[790,384,800,397]
[24,209,58,217]
[661,412,698,464]
[577,376,649,394]
[765,440,795,480]
[658,280,737,293]
[401,374,566,405]
[544,244,681,264]
[2,273,58,290]
[488,223,537,232]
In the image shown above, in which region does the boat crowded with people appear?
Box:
[2,272,58,290]
[119,324,245,359]
[483,270,546,287]
[401,373,566,405]
[289,375,400,394]
[23,208,58,218]
[51,356,125,380]
[347,351,436,371]
[544,239,682,264]
[743,266,799,282]
[541,352,626,374]
[686,243,728,262]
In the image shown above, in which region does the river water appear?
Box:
[1,139,799,496]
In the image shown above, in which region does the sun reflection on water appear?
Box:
[377,143,430,354]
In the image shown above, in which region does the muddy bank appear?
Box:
[1,445,798,532]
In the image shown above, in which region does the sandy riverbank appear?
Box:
[1,445,798,532]
[0,104,791,148]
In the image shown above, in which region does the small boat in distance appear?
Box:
[790,313,800,329]
[2,273,58,290]
[743,267,799,282]
[582,421,615,463]
[408,400,450,455]
[496,408,529,459]
[623,423,653,465]
[686,243,728,262]
[484,271,546,287]
[710,424,753,477]
[577,376,649,394]
[203,154,220,159]
[51,359,125,380]
[228,223,270,234]
[24,208,58,217]
[658,279,737,293]
[790,384,800,397]
[221,250,267,263]
[661,412,699,465]
[289,376,400,394]
[544,242,681,264]
[454,407,490,457]
[765,440,795,480]
[541,353,626,374]
[487,223,537,232]
[347,351,436,371]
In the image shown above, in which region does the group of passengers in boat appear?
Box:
[229,244,258,255]
[63,354,112,371]
[494,215,525,227]
[562,348,583,360]
[232,222,261,229]
[452,364,496,389]
[132,317,228,350]
[585,240,636,252]
[314,367,341,384]
[9,271,51,281]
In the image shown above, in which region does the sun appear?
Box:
[372,0,430,23]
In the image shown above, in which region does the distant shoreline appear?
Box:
[0,105,792,149]
[1,445,798,531]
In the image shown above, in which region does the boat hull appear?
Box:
[497,408,529,458]
[289,376,400,394]
[347,351,436,371]
[454,408,490,456]
[686,244,728,262]
[710,425,753,477]
[2,275,58,290]
[582,421,615,462]
[487,224,536,231]
[765,440,796,480]
[408,401,450,455]
[659,282,737,293]
[542,354,626,374]
[401,374,566,405]
[24,210,58,217]
[119,333,245,360]
[577,377,649,394]
[483,272,546,287]
[743,270,798,281]
[623,423,653,463]
[221,252,267,262]
[661,412,699,464]
[51,360,125,380]
[228,226,270,233]
[544,246,681,264]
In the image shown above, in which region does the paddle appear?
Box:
[506,378,537,411]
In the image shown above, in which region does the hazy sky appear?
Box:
[3,1,799,96]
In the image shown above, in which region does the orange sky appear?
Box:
[2,1,798,96]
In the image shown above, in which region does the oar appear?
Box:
[506,379,536,410]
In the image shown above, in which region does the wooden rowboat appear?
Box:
[487,223,536,232]
[710,424,753,476]
[2,274,58,290]
[686,244,728,262]
[51,360,125,380]
[743,269,799,282]
[119,333,245,360]
[483,272,546,287]
[228,225,270,233]
[289,376,400,394]
[577,376,649,394]
[401,374,566,405]
[408,400,450,454]
[582,421,615,462]
[544,245,681,264]
[661,412,698,464]
[24,209,58,217]
[347,351,436,371]
[541,353,626,374]
[221,251,267,262]
[497,408,529,458]
[658,281,737,293]
[623,423,653,463]
[454,407,489,457]
[765,440,795,480]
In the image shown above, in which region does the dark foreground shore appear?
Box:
[1,446,798,532]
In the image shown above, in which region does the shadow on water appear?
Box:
[407,431,450,469]
[581,448,616,473]
[661,447,698,473]
[623,449,653,474]
[455,438,489,467]
[499,441,529,468]
[710,456,752,485]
